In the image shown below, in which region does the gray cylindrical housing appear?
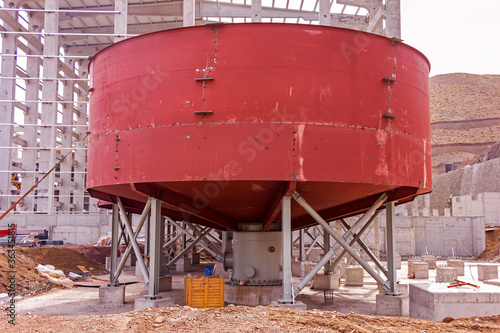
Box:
[231,231,282,285]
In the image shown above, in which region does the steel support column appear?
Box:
[298,228,305,262]
[116,197,150,283]
[292,191,389,295]
[165,227,211,269]
[323,222,331,274]
[146,197,163,299]
[112,199,151,284]
[280,196,294,304]
[109,204,120,286]
[385,201,398,295]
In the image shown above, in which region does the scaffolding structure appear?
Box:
[0,0,400,217]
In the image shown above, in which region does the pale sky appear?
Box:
[400,0,500,77]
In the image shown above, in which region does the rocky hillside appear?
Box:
[429,73,500,174]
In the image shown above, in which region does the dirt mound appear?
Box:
[0,246,108,297]
[429,73,500,174]
[1,305,500,332]
[477,227,500,262]
[473,141,500,164]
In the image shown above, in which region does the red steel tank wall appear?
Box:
[87,23,431,229]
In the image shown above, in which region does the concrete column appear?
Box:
[0,15,17,211]
[114,0,128,42]
[21,14,43,212]
[280,196,294,304]
[319,0,331,26]
[385,201,398,294]
[385,0,401,38]
[73,61,88,212]
[251,0,262,22]
[38,0,59,213]
[59,58,75,212]
[146,198,163,299]
[183,0,195,27]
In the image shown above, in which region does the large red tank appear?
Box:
[87,23,431,231]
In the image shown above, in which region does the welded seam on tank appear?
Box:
[94,122,423,140]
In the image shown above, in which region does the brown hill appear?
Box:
[429,73,500,174]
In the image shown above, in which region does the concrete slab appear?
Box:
[376,293,409,317]
[313,274,340,290]
[225,284,281,306]
[134,297,174,310]
[98,285,125,304]
[271,301,307,311]
[409,283,500,321]
[483,279,500,287]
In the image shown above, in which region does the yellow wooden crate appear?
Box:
[184,275,225,308]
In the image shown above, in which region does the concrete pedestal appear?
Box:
[436,267,458,283]
[408,261,429,279]
[159,275,172,292]
[106,256,131,271]
[421,255,437,269]
[345,267,363,286]
[135,259,148,277]
[134,297,174,310]
[378,283,408,295]
[376,293,409,317]
[447,260,465,276]
[291,261,315,278]
[176,257,192,272]
[478,264,498,281]
[410,283,500,321]
[395,254,402,270]
[312,274,340,290]
[98,285,125,304]
[213,262,232,279]
[225,284,281,306]
[271,301,307,311]
[189,252,201,265]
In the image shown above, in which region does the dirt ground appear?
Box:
[478,227,500,262]
[2,305,500,332]
[0,246,107,296]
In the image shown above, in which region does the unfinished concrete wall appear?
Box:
[430,158,500,213]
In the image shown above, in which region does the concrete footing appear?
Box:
[225,284,281,306]
[408,261,429,279]
[376,293,409,317]
[409,283,500,321]
[447,260,465,276]
[395,254,402,270]
[291,261,315,278]
[478,264,499,281]
[105,256,131,271]
[159,275,172,292]
[213,262,232,279]
[421,255,437,269]
[345,267,363,286]
[134,296,174,310]
[271,300,307,311]
[189,252,200,265]
[176,257,192,272]
[436,267,458,283]
[378,283,408,295]
[312,274,339,290]
[98,285,125,304]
